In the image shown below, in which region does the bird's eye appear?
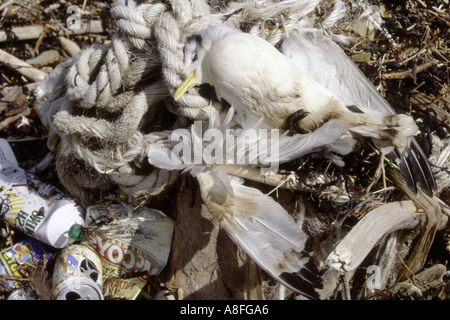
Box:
[192,53,197,62]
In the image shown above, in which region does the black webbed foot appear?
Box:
[285,109,309,134]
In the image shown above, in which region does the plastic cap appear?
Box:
[68,224,85,242]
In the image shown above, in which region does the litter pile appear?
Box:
[0,0,449,300]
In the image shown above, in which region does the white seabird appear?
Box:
[175,24,436,196]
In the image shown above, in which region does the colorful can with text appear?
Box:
[52,244,103,300]
[83,204,174,299]
[0,238,52,289]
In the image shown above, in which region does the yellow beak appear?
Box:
[174,70,198,101]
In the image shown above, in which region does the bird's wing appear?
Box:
[197,167,322,299]
[281,28,436,196]
[275,119,354,165]
[281,28,391,117]
[148,112,355,174]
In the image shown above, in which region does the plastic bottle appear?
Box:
[0,139,85,248]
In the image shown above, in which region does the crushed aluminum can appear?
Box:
[0,159,85,249]
[7,287,38,300]
[52,244,104,300]
[0,238,52,289]
[83,204,174,300]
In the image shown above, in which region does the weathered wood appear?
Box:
[0,21,104,42]
[163,176,247,300]
[326,200,425,272]
[371,264,447,299]
[0,49,47,82]
[0,108,31,131]
[59,36,81,57]
[26,50,60,67]
[389,169,443,281]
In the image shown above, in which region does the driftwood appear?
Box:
[326,200,425,273]
[388,169,444,281]
[0,85,32,131]
[0,108,31,131]
[163,176,247,300]
[58,37,81,57]
[0,49,47,82]
[0,21,104,43]
[371,264,447,299]
[25,50,60,68]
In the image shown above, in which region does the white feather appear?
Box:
[196,167,321,299]
[147,143,194,172]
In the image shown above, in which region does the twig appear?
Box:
[0,0,15,12]
[381,60,437,80]
[416,0,427,8]
[396,253,419,286]
[33,24,53,55]
[0,49,47,82]
[399,47,428,66]
[343,273,351,300]
[139,289,153,300]
[1,275,30,282]
[428,10,450,28]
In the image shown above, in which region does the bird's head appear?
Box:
[173,34,204,101]
[174,25,239,101]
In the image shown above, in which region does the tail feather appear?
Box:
[198,168,322,299]
[395,137,436,196]
[348,113,419,148]
[279,257,322,298]
[409,138,437,195]
[396,149,416,194]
